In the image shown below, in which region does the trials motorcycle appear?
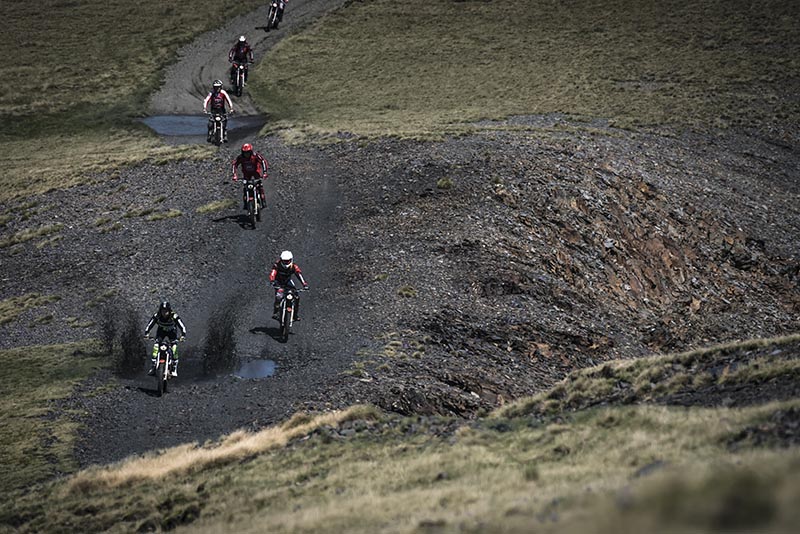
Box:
[149,336,181,397]
[274,285,307,342]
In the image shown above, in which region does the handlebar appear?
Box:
[146,335,185,342]
[272,284,309,291]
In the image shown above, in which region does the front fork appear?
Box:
[152,343,178,364]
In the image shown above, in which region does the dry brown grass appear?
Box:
[0,223,63,249]
[196,198,236,214]
[0,292,60,325]
[495,333,800,418]
[66,405,381,493]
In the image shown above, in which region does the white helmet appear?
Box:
[280,250,293,266]
[239,35,246,42]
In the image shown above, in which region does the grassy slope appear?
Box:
[251,0,800,139]
[0,342,104,495]
[1,337,799,532]
[0,0,266,202]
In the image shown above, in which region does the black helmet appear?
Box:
[159,301,172,314]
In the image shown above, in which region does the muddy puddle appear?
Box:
[234,359,276,379]
[140,114,266,138]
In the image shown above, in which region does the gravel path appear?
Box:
[148,0,348,116]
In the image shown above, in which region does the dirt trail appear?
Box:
[148,0,348,116]
[61,139,364,467]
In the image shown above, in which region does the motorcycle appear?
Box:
[242,178,264,228]
[265,0,284,31]
[274,285,307,342]
[206,111,227,146]
[231,62,248,97]
[149,336,181,397]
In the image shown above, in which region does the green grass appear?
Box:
[2,336,799,533]
[0,293,61,325]
[0,342,105,495]
[251,0,800,139]
[0,0,264,202]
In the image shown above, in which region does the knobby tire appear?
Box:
[156,364,165,397]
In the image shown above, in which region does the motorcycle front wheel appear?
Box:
[156,365,165,397]
[248,199,257,228]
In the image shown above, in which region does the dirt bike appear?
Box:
[206,111,227,146]
[231,62,248,97]
[274,285,307,342]
[149,336,181,397]
[264,0,283,31]
[242,177,264,228]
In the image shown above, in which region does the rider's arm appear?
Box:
[257,153,269,177]
[269,265,278,283]
[231,157,240,180]
[144,313,156,335]
[222,90,234,112]
[294,264,308,287]
[202,93,211,112]
[174,314,187,337]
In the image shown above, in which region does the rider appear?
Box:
[277,0,288,26]
[228,35,254,85]
[232,143,268,210]
[144,301,187,377]
[202,80,234,143]
[269,250,309,321]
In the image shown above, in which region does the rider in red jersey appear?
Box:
[232,143,268,209]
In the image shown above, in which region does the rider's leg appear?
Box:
[148,342,158,375]
[223,116,229,142]
[258,183,266,207]
[273,287,284,318]
[169,332,179,376]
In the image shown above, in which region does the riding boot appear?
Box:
[148,357,157,376]
[170,359,179,377]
